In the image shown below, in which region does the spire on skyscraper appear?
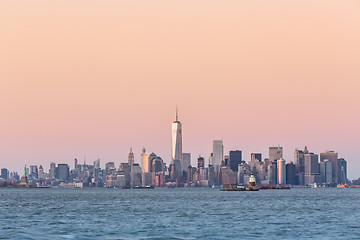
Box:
[176,105,178,122]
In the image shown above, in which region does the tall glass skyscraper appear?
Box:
[213,140,224,167]
[172,108,182,164]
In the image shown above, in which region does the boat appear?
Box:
[337,184,349,188]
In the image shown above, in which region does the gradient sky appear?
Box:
[1,1,359,179]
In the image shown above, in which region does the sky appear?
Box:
[0,0,359,179]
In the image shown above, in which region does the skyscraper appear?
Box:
[305,153,320,185]
[182,153,191,171]
[141,148,150,173]
[229,150,242,172]
[269,145,283,163]
[1,168,8,180]
[197,156,205,169]
[213,140,224,167]
[56,164,69,181]
[277,158,286,185]
[286,162,296,185]
[320,151,339,184]
[128,148,135,166]
[94,158,100,169]
[172,107,182,165]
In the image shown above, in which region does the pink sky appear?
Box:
[1,0,360,179]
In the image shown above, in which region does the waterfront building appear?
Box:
[319,160,332,184]
[128,148,135,166]
[220,166,237,185]
[182,153,191,172]
[305,153,320,185]
[187,166,194,183]
[320,151,338,184]
[269,161,278,185]
[119,163,131,187]
[141,148,150,173]
[338,158,347,184]
[172,107,183,165]
[56,164,70,182]
[208,165,215,187]
[142,172,152,186]
[213,140,224,167]
[277,158,286,185]
[0,168,8,180]
[131,164,142,186]
[115,174,126,187]
[49,162,56,178]
[286,161,296,185]
[229,150,242,172]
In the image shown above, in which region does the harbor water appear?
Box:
[1,188,359,239]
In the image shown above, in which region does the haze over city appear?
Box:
[1,0,360,179]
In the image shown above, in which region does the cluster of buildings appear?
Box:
[0,110,349,188]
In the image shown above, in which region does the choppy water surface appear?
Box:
[0,188,359,239]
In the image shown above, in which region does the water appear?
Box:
[0,188,359,239]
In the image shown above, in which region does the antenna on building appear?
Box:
[176,105,178,121]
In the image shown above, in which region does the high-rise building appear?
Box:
[49,162,56,178]
[172,107,182,164]
[29,165,38,179]
[294,148,305,166]
[141,148,150,173]
[120,163,131,187]
[305,153,320,185]
[338,158,347,184]
[319,160,332,184]
[229,150,242,172]
[213,140,224,166]
[320,151,338,184]
[1,168,9,180]
[277,158,286,185]
[94,158,100,169]
[128,148,135,166]
[269,145,283,163]
[38,165,44,179]
[131,164,142,187]
[286,162,296,185]
[182,153,191,172]
[105,162,115,175]
[152,157,163,173]
[56,164,69,181]
[148,153,157,172]
[197,156,205,169]
[209,153,214,166]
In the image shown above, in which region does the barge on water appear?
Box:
[221,183,259,191]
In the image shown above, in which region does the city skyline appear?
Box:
[1,0,359,179]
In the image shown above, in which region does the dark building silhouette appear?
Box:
[286,162,296,185]
[55,164,69,181]
[229,150,242,172]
